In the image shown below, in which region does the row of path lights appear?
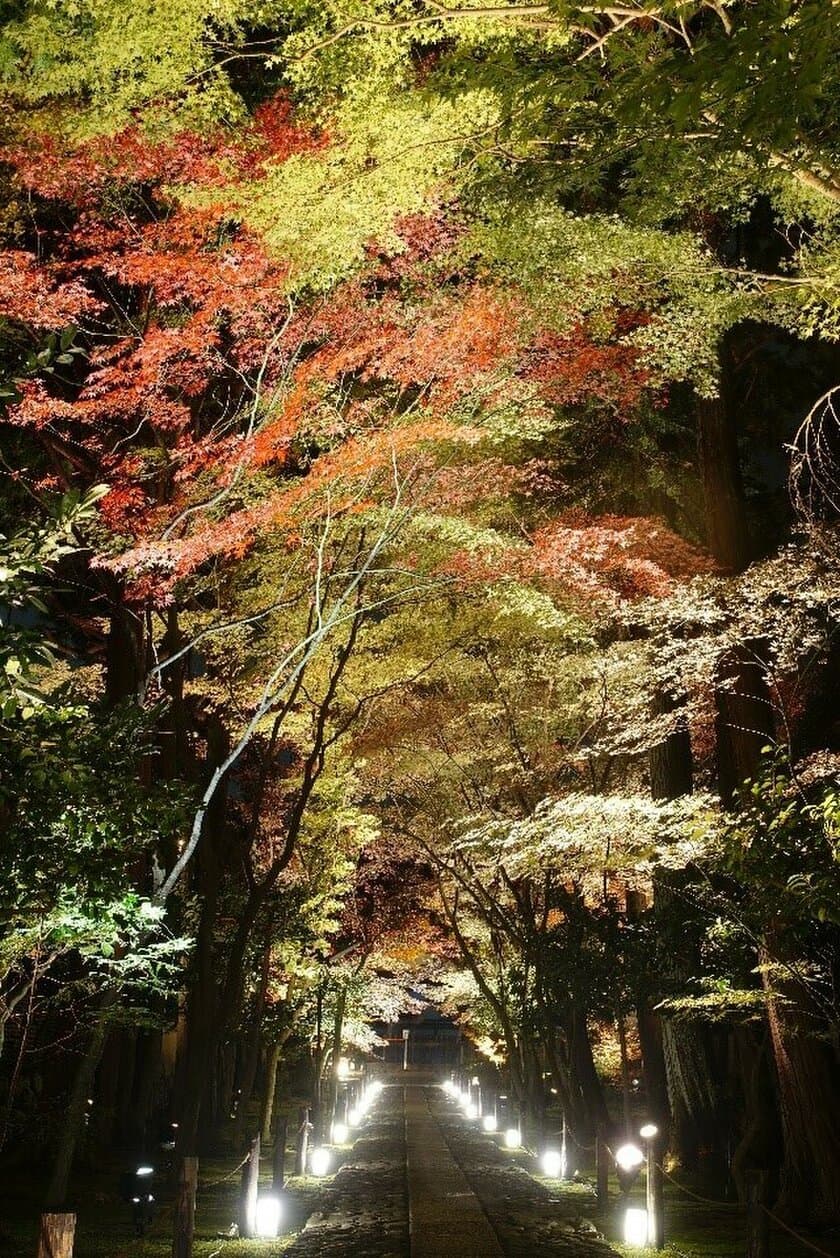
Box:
[248,1073,385,1238]
[442,1077,664,1251]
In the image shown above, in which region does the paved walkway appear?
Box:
[285,1079,617,1258]
[405,1085,504,1258]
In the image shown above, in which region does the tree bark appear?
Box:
[37,1214,75,1258]
[696,347,751,573]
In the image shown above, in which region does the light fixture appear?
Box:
[254,1195,283,1238]
[482,1114,497,1133]
[540,1149,565,1178]
[504,1128,521,1150]
[624,1207,649,1246]
[136,1166,154,1177]
[615,1142,645,1172]
[309,1147,332,1176]
[640,1123,659,1140]
[332,1122,348,1144]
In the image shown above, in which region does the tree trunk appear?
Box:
[171,1156,197,1258]
[260,1043,281,1145]
[37,1213,75,1258]
[696,352,751,573]
[762,947,840,1224]
[715,639,775,805]
[45,1009,111,1208]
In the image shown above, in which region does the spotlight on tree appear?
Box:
[624,1207,649,1246]
[309,1147,331,1177]
[504,1128,521,1149]
[482,1114,497,1133]
[540,1149,565,1178]
[332,1122,348,1144]
[254,1195,283,1238]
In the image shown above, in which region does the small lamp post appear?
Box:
[640,1123,664,1249]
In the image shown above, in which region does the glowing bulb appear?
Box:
[482,1114,497,1133]
[640,1123,658,1140]
[540,1149,565,1178]
[624,1207,649,1246]
[309,1147,332,1176]
[504,1128,521,1150]
[136,1166,154,1177]
[615,1143,645,1172]
[464,1103,478,1119]
[254,1195,282,1238]
[332,1122,348,1144]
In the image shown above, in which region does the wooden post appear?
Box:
[746,1170,770,1258]
[37,1213,75,1258]
[596,1130,610,1211]
[294,1106,310,1176]
[171,1157,197,1258]
[646,1140,665,1248]
[239,1134,260,1239]
[273,1115,288,1191]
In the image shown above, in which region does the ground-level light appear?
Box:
[332,1122,348,1144]
[482,1114,497,1133]
[348,1107,362,1126]
[624,1207,649,1246]
[540,1149,566,1179]
[309,1147,332,1176]
[504,1128,521,1150]
[254,1195,283,1238]
[615,1142,645,1172]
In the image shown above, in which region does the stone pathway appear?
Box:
[285,1079,618,1258]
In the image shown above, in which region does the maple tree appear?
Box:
[1,0,840,1245]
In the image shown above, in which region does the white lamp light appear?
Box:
[640,1123,659,1140]
[309,1147,332,1176]
[540,1149,566,1178]
[348,1107,362,1126]
[482,1114,497,1133]
[337,1058,350,1079]
[624,1207,649,1246]
[504,1128,521,1149]
[254,1195,283,1238]
[136,1165,154,1177]
[615,1142,645,1172]
[464,1103,478,1119]
[332,1122,348,1144]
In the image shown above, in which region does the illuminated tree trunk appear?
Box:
[696,344,751,573]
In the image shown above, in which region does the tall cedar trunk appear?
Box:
[715,639,775,806]
[649,691,693,801]
[696,345,751,573]
[730,1025,780,1202]
[716,643,840,1221]
[568,1005,609,1136]
[628,888,670,1133]
[761,948,840,1223]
